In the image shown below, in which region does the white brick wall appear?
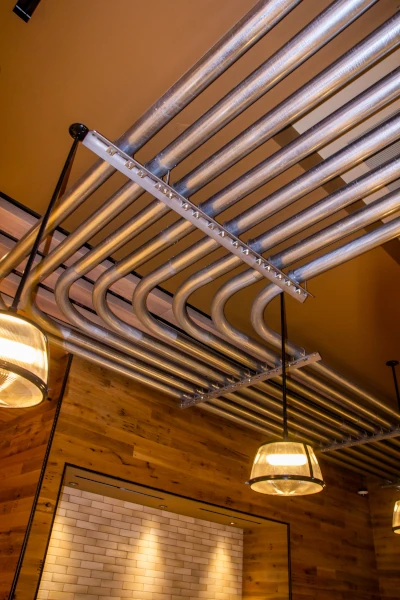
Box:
[37,486,243,600]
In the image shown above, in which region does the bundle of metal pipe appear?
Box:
[1,0,399,478]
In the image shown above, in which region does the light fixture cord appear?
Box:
[10,124,88,312]
[280,292,288,440]
[386,360,400,413]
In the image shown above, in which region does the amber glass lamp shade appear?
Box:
[248,440,325,496]
[393,500,400,534]
[0,312,48,408]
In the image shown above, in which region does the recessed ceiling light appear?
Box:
[230,522,235,525]
[159,505,168,509]
[69,482,78,486]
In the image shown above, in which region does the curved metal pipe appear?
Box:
[248,189,400,358]
[167,117,400,419]
[30,293,228,387]
[43,18,398,404]
[19,0,383,397]
[125,113,399,424]
[210,204,400,423]
[128,77,399,369]
[0,0,298,279]
[246,220,400,420]
[172,176,400,384]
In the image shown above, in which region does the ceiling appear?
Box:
[0,0,399,407]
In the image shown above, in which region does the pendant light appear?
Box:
[0,124,88,408]
[248,293,325,496]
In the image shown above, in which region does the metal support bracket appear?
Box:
[181,352,321,408]
[320,426,400,452]
[83,130,311,303]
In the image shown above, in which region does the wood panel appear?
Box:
[368,478,400,600]
[243,522,289,599]
[0,354,67,600]
[12,357,380,599]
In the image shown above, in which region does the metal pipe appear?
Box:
[1,3,396,478]
[249,380,374,432]
[25,1,385,306]
[319,452,396,479]
[176,17,400,199]
[147,0,379,177]
[48,334,182,399]
[198,194,398,402]
[213,208,400,422]
[51,79,400,446]
[290,217,400,282]
[251,156,400,256]
[203,400,400,479]
[128,81,400,370]
[206,401,393,476]
[250,189,400,332]
[210,398,318,444]
[237,384,364,436]
[271,189,400,268]
[166,133,400,421]
[21,0,383,395]
[15,0,371,291]
[55,328,196,394]
[45,18,395,404]
[0,0,297,279]
[249,221,400,418]
[46,11,399,310]
[28,295,228,388]
[223,393,328,442]
[206,219,400,426]
[206,399,400,474]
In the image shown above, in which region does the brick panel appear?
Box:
[37,487,243,600]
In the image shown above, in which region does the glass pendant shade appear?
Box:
[393,500,400,534]
[0,312,48,408]
[249,440,325,496]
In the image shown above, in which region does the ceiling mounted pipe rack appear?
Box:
[181,352,322,407]
[1,0,400,479]
[320,427,400,452]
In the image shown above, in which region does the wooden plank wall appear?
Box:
[0,356,66,600]
[243,522,289,599]
[11,357,380,599]
[368,479,400,600]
